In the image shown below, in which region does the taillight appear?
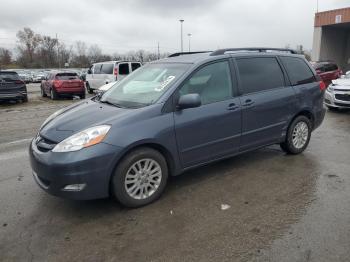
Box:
[114,68,118,75]
[53,80,61,87]
[319,81,326,91]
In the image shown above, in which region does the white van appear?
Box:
[86,61,141,93]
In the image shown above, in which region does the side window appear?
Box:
[93,64,102,74]
[101,63,114,74]
[280,57,315,85]
[132,63,141,71]
[236,57,285,94]
[119,63,130,75]
[179,61,233,105]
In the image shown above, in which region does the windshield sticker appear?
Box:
[155,76,175,91]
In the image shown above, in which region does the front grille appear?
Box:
[335,94,350,102]
[36,135,57,152]
[334,102,350,107]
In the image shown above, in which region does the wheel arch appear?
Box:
[108,142,178,196]
[291,109,315,129]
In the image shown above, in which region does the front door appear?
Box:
[174,60,241,168]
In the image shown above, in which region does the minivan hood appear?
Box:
[332,78,350,86]
[40,99,131,142]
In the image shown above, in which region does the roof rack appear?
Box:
[168,51,211,57]
[210,47,297,56]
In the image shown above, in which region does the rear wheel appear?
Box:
[86,82,93,94]
[112,148,168,208]
[40,86,47,97]
[280,115,311,154]
[80,92,86,99]
[50,88,58,100]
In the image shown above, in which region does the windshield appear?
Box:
[100,63,189,108]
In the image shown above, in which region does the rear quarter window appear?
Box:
[280,57,315,85]
[55,73,79,80]
[132,63,141,71]
[236,57,285,94]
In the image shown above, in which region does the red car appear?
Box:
[40,72,85,100]
[311,61,342,87]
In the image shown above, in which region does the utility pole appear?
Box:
[157,42,160,60]
[316,0,319,12]
[188,33,192,52]
[56,33,60,69]
[179,19,184,52]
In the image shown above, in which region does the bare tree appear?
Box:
[0,48,12,69]
[16,27,42,66]
[88,44,102,63]
[38,36,58,67]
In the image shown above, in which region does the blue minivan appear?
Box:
[29,48,326,207]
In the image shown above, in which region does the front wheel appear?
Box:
[112,148,168,208]
[50,88,58,100]
[86,82,93,94]
[280,116,311,154]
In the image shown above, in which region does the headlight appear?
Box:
[52,125,111,152]
[327,85,334,92]
[40,108,66,129]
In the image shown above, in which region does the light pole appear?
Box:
[187,33,192,52]
[179,19,184,52]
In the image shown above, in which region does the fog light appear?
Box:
[62,184,86,191]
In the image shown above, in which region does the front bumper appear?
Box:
[29,138,123,200]
[324,89,350,108]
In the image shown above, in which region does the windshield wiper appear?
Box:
[100,100,124,108]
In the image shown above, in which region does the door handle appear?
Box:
[243,99,254,106]
[227,103,239,111]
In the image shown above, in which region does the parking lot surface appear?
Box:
[0,84,349,262]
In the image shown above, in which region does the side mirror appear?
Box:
[177,93,201,110]
[87,69,92,74]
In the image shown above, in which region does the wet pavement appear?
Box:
[0,84,349,262]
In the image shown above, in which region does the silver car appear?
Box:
[325,72,350,110]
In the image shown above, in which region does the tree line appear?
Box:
[0,27,170,69]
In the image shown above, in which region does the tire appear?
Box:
[86,82,93,94]
[80,92,86,99]
[112,148,168,208]
[50,88,59,100]
[40,86,47,97]
[280,115,311,155]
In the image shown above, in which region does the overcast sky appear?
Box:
[0,0,349,55]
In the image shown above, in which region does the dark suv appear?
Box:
[312,61,342,87]
[0,71,28,102]
[29,48,326,207]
